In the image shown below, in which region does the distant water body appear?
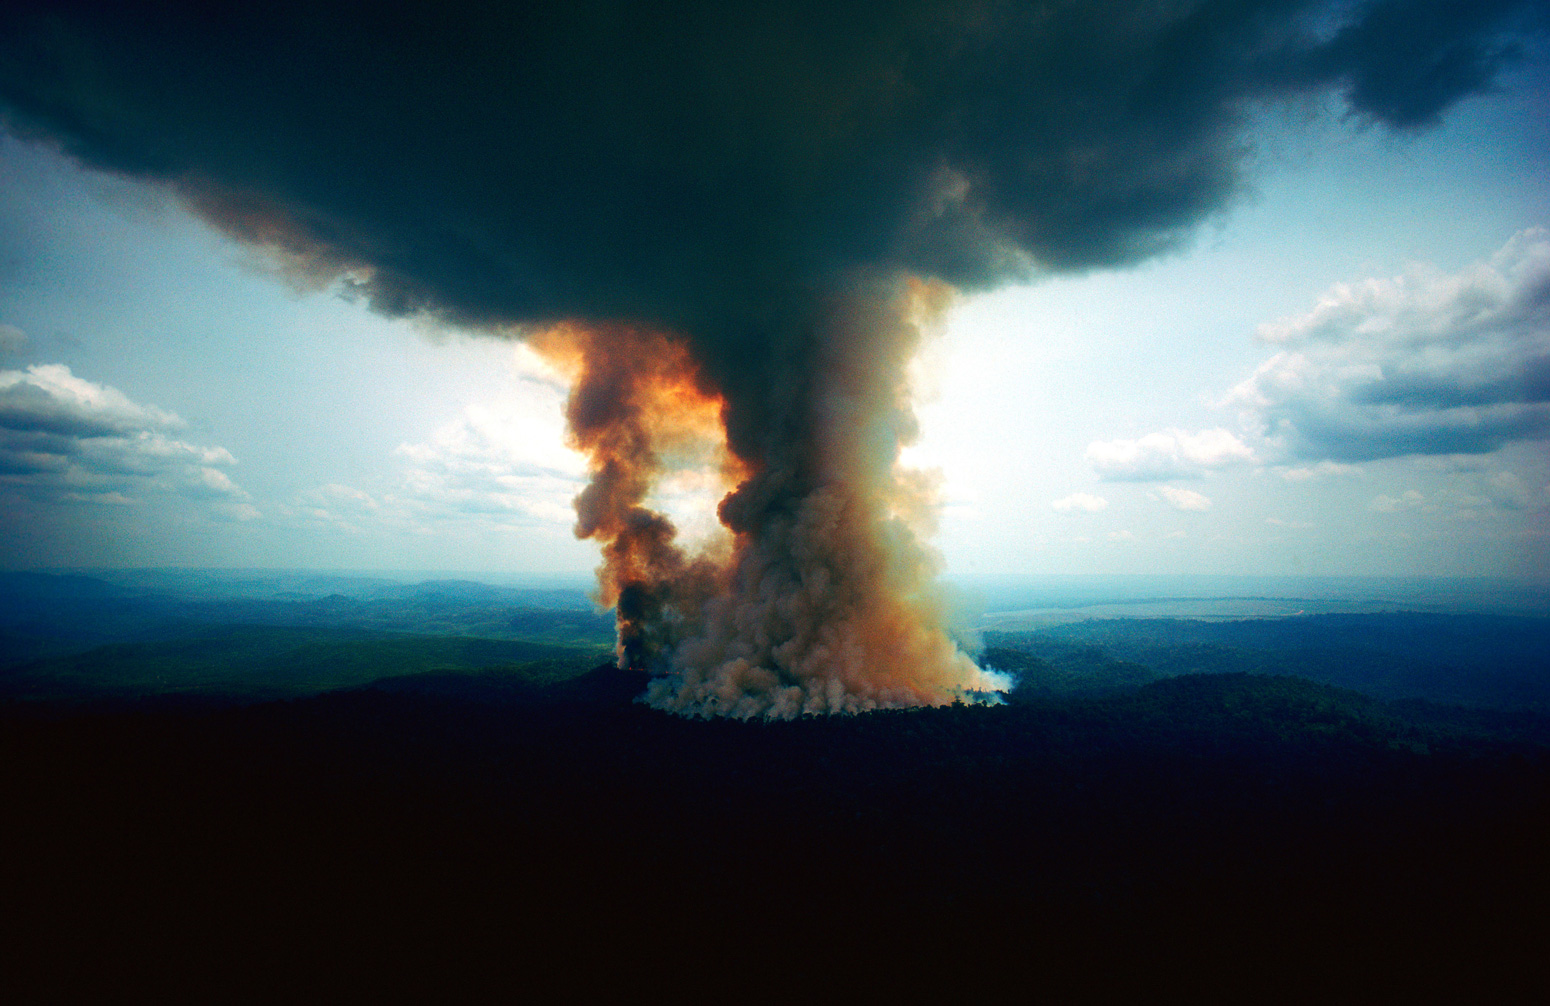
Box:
[948,574,1550,626]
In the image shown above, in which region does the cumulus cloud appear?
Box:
[0,363,252,512]
[395,398,586,528]
[1230,228,1550,462]
[1086,428,1255,481]
[0,364,181,438]
[1051,492,1109,513]
[1094,231,1550,481]
[1158,486,1212,511]
[319,482,379,510]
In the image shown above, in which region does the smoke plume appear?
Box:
[0,0,1542,715]
[535,276,997,715]
[528,320,736,678]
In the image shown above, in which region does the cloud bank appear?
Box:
[0,364,254,516]
[1090,229,1550,481]
[1232,228,1550,462]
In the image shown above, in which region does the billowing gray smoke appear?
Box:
[2,0,1541,715]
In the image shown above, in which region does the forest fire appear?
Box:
[2,0,1534,713]
[536,278,1003,716]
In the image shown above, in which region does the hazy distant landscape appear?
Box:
[5,569,1544,708]
[0,569,614,703]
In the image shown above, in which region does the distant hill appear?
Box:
[986,612,1550,712]
[0,570,616,672]
[0,625,611,704]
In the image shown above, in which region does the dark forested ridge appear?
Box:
[986,611,1550,711]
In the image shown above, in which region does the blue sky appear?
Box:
[1,19,1546,582]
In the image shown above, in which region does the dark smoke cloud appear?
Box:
[2,4,1540,451]
[2,0,1542,714]
[1309,0,1548,127]
[2,2,1540,331]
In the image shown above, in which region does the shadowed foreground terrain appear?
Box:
[3,662,1547,998]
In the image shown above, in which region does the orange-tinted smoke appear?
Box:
[532,322,739,669]
[533,274,1007,718]
[642,273,1005,717]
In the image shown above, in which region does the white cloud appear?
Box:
[1087,232,1550,491]
[1158,485,1212,511]
[0,363,182,438]
[62,490,134,506]
[0,363,253,513]
[1410,454,1493,472]
[395,402,585,478]
[194,466,244,496]
[281,483,383,533]
[1107,529,1135,542]
[275,376,597,541]
[1051,491,1109,512]
[1086,427,1254,481]
[1230,229,1550,462]
[394,393,586,529]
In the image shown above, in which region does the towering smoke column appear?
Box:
[1,1,1538,711]
[543,275,998,717]
[530,321,735,676]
